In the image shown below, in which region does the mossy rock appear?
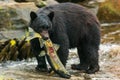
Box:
[97,0,120,23]
[0,6,27,30]
[0,7,12,30]
[14,0,47,7]
[0,2,38,39]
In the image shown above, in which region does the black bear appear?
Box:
[29,2,100,74]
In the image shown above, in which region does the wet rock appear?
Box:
[78,0,106,15]
[0,1,38,39]
[44,0,58,5]
[32,0,58,8]
[0,1,38,30]
[14,0,58,7]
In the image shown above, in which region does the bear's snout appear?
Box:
[40,30,49,40]
[42,26,50,30]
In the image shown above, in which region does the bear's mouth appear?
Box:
[40,30,49,40]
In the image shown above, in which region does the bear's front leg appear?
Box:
[71,46,89,72]
[54,33,69,67]
[35,55,47,72]
[57,45,69,67]
[30,38,47,72]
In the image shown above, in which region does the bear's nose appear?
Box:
[42,26,49,30]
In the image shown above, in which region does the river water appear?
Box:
[0,23,120,80]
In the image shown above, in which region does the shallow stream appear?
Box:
[0,23,120,80]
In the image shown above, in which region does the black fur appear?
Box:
[30,3,100,74]
[30,38,47,71]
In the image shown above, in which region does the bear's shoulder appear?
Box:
[37,2,88,15]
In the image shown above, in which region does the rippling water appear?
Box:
[101,23,120,44]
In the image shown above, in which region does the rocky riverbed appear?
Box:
[0,44,120,80]
[0,23,120,80]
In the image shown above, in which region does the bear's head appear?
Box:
[29,11,54,39]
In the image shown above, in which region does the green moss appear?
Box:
[97,0,120,23]
[0,6,3,10]
[35,0,47,7]
[0,7,12,30]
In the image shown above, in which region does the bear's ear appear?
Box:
[48,12,54,21]
[30,11,37,21]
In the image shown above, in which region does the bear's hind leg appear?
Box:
[71,44,99,73]
[71,46,89,72]
[82,44,99,74]
[86,46,99,74]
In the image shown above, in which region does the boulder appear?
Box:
[97,0,120,23]
[0,1,38,39]
[14,0,58,7]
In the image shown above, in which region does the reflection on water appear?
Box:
[101,23,120,44]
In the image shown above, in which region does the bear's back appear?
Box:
[37,2,90,16]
